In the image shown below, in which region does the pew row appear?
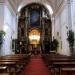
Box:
[0,54,30,75]
[42,53,75,75]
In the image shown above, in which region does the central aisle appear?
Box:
[20,55,51,75]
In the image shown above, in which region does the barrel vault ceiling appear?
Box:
[9,0,65,15]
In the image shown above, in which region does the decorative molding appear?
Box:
[53,0,65,16]
[0,1,4,5]
[8,0,17,13]
[0,0,5,3]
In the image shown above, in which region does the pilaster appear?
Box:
[0,1,4,30]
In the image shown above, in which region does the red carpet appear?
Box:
[20,55,51,75]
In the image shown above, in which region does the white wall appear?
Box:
[71,0,75,32]
[71,0,75,54]
[0,0,17,56]
[0,2,4,55]
[54,1,71,56]
[0,3,4,30]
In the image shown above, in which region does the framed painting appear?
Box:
[30,9,40,27]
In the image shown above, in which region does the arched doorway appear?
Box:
[17,3,52,54]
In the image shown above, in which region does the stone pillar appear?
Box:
[0,1,4,56]
[51,17,55,40]
[67,0,72,30]
[0,0,17,56]
[0,1,4,30]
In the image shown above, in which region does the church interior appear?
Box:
[0,0,75,75]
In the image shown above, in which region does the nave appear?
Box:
[0,53,75,75]
[19,55,51,75]
[0,0,75,75]
[19,54,75,75]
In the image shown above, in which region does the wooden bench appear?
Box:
[0,54,30,75]
[0,61,16,75]
[42,53,75,75]
[51,61,75,75]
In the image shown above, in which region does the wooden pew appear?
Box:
[42,53,75,75]
[52,61,75,75]
[0,54,30,75]
[0,61,16,75]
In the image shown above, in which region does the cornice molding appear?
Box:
[8,0,17,13]
[0,0,5,4]
[53,0,65,17]
[0,0,5,3]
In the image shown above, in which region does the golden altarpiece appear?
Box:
[16,3,52,54]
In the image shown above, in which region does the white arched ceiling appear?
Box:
[17,0,53,16]
[8,0,64,16]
